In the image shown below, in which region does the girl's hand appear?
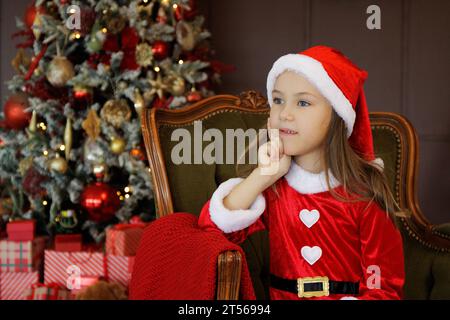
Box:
[257,119,292,184]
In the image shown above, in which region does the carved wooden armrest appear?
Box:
[216,250,242,300]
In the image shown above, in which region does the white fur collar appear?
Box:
[284,160,341,194]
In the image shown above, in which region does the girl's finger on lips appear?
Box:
[278,138,284,156]
[270,140,279,161]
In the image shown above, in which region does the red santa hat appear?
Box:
[266,45,380,164]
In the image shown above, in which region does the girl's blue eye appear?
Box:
[273,97,283,104]
[298,100,311,107]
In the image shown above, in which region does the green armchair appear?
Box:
[141,90,450,300]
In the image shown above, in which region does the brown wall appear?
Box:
[1,0,449,224]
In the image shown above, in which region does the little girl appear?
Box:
[197,45,405,300]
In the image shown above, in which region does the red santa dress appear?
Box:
[198,160,405,300]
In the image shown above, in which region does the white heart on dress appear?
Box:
[301,246,322,265]
[299,209,320,228]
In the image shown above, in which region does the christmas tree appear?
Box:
[0,0,232,243]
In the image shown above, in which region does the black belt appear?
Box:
[270,273,359,298]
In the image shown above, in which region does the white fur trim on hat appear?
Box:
[266,53,355,137]
[209,178,266,233]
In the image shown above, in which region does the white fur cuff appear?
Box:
[209,178,266,233]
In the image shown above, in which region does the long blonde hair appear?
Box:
[235,110,400,221]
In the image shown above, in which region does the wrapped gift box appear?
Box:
[0,271,39,300]
[7,220,36,241]
[105,224,145,256]
[23,283,72,300]
[0,237,47,272]
[44,249,105,289]
[107,255,135,287]
[54,234,82,252]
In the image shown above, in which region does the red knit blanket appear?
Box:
[129,213,256,300]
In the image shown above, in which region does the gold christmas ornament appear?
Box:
[176,21,196,51]
[100,99,131,128]
[82,109,101,140]
[46,56,75,87]
[135,43,154,67]
[28,110,37,137]
[110,136,126,154]
[148,73,168,100]
[133,88,145,120]
[64,117,73,160]
[32,13,42,39]
[48,154,68,174]
[19,157,33,176]
[137,0,154,17]
[166,73,186,96]
[11,48,31,74]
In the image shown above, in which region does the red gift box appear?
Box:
[0,271,39,300]
[107,255,135,287]
[44,249,105,289]
[7,220,36,241]
[23,282,72,300]
[105,223,145,256]
[54,234,82,252]
[0,237,47,272]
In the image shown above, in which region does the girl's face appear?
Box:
[269,70,333,158]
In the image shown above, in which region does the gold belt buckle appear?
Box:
[297,276,330,298]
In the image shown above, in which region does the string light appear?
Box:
[124,186,130,193]
[69,8,77,14]
[178,59,184,65]
[172,4,178,9]
[154,66,160,72]
[59,145,66,151]
[102,27,108,33]
[43,200,48,206]
[119,196,125,201]
[43,150,48,156]
[117,191,121,196]
[125,194,130,199]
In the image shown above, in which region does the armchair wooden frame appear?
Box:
[141,90,450,300]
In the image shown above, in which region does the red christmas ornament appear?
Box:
[80,182,121,223]
[151,41,169,60]
[24,3,45,29]
[130,148,147,161]
[3,93,32,130]
[187,90,202,103]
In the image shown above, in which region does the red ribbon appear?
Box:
[24,44,48,80]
